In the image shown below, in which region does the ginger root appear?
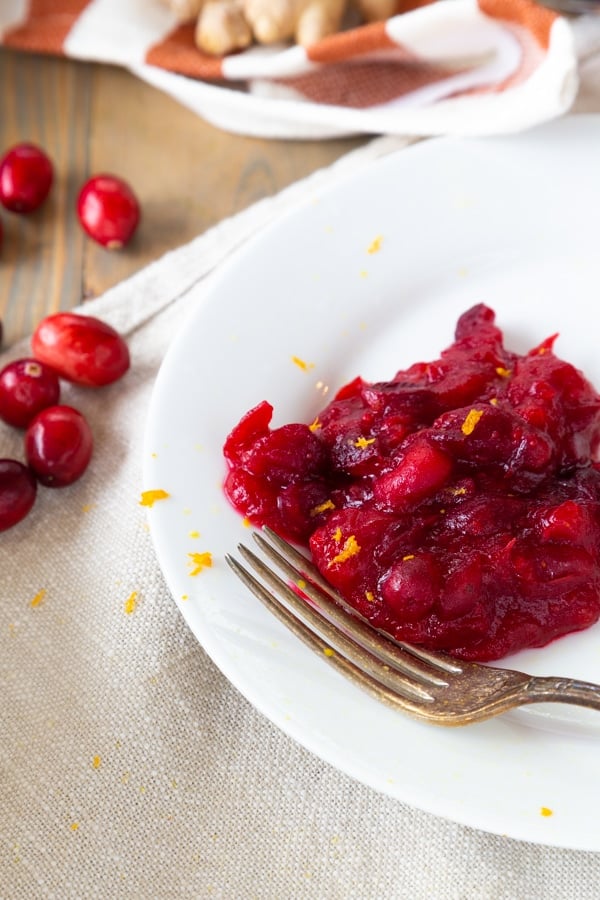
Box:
[162,0,396,56]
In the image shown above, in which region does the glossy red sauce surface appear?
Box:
[223,305,600,660]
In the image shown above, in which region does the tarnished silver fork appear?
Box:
[225,527,600,726]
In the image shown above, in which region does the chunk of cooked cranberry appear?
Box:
[438,555,485,620]
[309,507,394,594]
[373,436,453,510]
[438,492,523,540]
[454,303,502,344]
[244,423,326,484]
[431,405,554,488]
[361,381,441,423]
[316,393,375,450]
[380,552,441,622]
[277,480,334,540]
[223,400,273,465]
[510,542,597,597]
[223,467,280,528]
[535,500,597,547]
[508,352,600,467]
[328,429,383,477]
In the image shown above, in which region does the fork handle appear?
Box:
[525,676,600,711]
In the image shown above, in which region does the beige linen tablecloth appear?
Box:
[3,84,600,900]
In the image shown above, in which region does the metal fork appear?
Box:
[225,527,600,726]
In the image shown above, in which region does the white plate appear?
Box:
[143,115,600,851]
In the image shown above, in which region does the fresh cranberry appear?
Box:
[0,143,53,213]
[77,174,140,249]
[0,459,37,530]
[25,405,93,487]
[31,312,130,387]
[0,358,60,428]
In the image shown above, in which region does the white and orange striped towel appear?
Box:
[0,0,596,138]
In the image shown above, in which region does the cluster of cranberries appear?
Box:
[224,305,600,662]
[0,140,136,532]
[0,311,130,531]
[0,142,140,249]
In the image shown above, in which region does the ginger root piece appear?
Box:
[166,0,204,21]
[243,0,347,46]
[355,0,398,20]
[196,1,252,55]
[162,0,397,54]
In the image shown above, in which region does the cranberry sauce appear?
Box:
[223,305,600,661]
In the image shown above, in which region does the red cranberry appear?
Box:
[77,174,140,249]
[31,312,130,387]
[0,143,53,213]
[0,459,37,530]
[25,405,93,487]
[374,438,453,509]
[381,553,440,622]
[0,358,60,428]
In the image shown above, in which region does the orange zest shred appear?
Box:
[461,409,484,436]
[310,499,335,516]
[30,589,46,609]
[450,486,467,496]
[309,417,321,432]
[124,591,138,615]
[92,756,101,770]
[367,235,383,254]
[352,436,375,449]
[402,554,415,561]
[540,807,553,817]
[139,489,170,508]
[328,535,361,567]
[323,647,335,657]
[495,366,512,378]
[365,591,375,603]
[291,356,314,372]
[188,552,213,576]
[332,527,343,543]
[489,397,499,406]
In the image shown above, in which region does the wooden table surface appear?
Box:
[0,48,365,348]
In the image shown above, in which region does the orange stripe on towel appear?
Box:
[307,22,396,64]
[146,23,224,80]
[3,0,92,54]
[478,0,557,50]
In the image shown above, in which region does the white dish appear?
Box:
[144,115,600,850]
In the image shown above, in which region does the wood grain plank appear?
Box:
[0,49,91,347]
[84,65,365,301]
[0,49,366,344]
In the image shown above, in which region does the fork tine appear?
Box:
[260,527,462,677]
[246,536,450,688]
[225,549,434,704]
